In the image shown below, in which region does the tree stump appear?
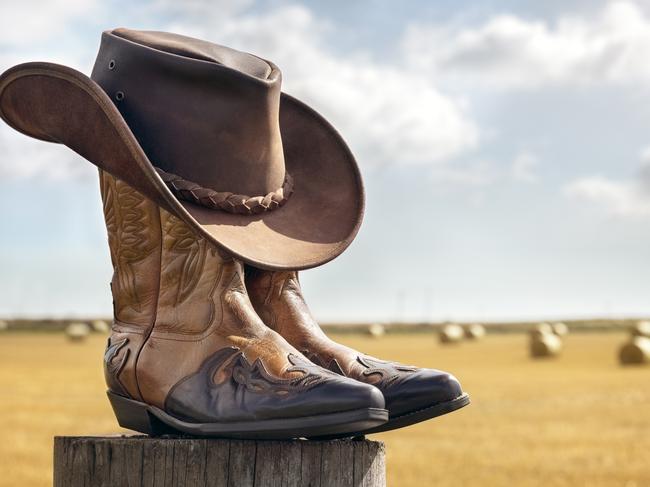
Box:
[53,435,386,487]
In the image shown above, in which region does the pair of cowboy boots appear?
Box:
[100,171,467,438]
[0,27,468,439]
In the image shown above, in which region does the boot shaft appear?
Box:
[99,171,299,405]
[99,171,161,327]
[100,170,249,333]
[246,267,329,343]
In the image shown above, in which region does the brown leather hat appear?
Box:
[0,28,364,270]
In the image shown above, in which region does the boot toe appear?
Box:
[383,369,463,417]
[306,376,385,415]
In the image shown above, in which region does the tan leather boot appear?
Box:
[245,269,470,433]
[99,171,387,439]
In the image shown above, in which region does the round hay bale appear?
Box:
[439,324,464,344]
[367,323,385,338]
[65,322,90,342]
[464,323,486,340]
[0,320,8,332]
[551,322,569,337]
[91,319,110,333]
[530,322,553,339]
[619,336,650,365]
[632,321,650,338]
[530,333,562,358]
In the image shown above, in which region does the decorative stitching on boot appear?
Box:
[100,173,160,316]
[304,352,347,377]
[357,355,418,388]
[104,337,130,396]
[232,352,328,393]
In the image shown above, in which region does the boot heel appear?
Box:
[107,391,169,436]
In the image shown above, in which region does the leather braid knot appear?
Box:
[155,167,294,215]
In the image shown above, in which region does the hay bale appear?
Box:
[619,336,650,365]
[65,322,90,342]
[0,320,8,332]
[439,324,464,344]
[530,323,553,339]
[464,323,486,340]
[632,321,650,338]
[91,320,110,333]
[367,323,385,338]
[530,333,562,358]
[551,322,569,337]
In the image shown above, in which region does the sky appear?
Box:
[1,0,650,322]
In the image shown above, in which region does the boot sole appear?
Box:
[306,392,470,439]
[107,391,388,439]
[364,392,470,434]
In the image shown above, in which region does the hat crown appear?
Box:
[91,29,286,198]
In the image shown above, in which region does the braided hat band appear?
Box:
[155,167,294,215]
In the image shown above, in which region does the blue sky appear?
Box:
[1,0,650,322]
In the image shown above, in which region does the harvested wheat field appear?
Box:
[0,331,648,486]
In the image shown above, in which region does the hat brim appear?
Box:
[0,62,364,270]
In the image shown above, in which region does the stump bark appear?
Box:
[53,435,386,487]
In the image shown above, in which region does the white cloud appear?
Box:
[165,5,479,167]
[0,125,96,181]
[403,1,650,88]
[0,0,103,77]
[147,0,253,20]
[428,151,539,188]
[640,163,650,192]
[0,2,479,183]
[0,1,104,184]
[567,149,650,217]
[430,160,496,187]
[640,145,650,162]
[0,0,99,47]
[511,151,539,183]
[565,170,650,217]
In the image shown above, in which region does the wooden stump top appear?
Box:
[54,435,385,487]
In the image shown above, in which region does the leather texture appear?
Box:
[155,167,293,215]
[245,269,464,418]
[165,348,383,423]
[96,28,287,199]
[99,171,384,424]
[0,28,365,270]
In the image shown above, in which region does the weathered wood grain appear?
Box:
[53,436,385,487]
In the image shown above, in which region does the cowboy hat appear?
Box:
[0,28,364,270]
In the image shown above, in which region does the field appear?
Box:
[0,331,648,486]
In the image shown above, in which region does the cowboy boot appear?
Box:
[99,171,387,439]
[245,269,469,433]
